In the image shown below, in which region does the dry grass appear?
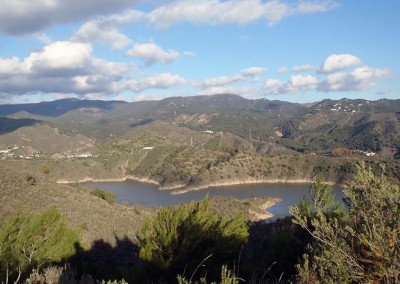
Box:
[0,164,153,247]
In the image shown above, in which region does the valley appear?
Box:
[1,93,399,283]
[0,94,399,191]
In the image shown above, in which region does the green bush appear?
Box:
[139,198,249,282]
[90,188,116,205]
[290,163,400,283]
[0,207,80,283]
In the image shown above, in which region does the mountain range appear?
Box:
[0,94,399,189]
[1,94,399,154]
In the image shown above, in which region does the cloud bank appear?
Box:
[264,54,390,95]
[0,0,339,35]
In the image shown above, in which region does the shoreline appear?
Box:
[248,197,282,221]
[57,175,339,191]
[56,175,159,185]
[169,178,337,194]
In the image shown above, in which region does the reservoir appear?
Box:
[85,180,344,219]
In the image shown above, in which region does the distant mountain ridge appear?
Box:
[1,94,399,118]
[0,98,127,117]
[0,94,399,154]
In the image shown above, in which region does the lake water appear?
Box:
[85,180,344,219]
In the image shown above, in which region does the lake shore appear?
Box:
[248,197,282,221]
[57,175,338,191]
[57,175,159,185]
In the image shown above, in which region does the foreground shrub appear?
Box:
[290,163,400,283]
[25,265,128,284]
[90,188,116,205]
[139,198,249,283]
[0,207,80,283]
[177,265,239,284]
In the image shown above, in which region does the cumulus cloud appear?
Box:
[290,74,318,89]
[0,41,132,96]
[264,79,284,94]
[0,0,338,35]
[126,73,186,92]
[125,43,180,65]
[143,0,339,28]
[241,66,267,77]
[72,20,133,50]
[264,75,317,95]
[265,62,390,95]
[291,64,316,72]
[0,0,141,35]
[202,75,243,88]
[201,67,268,89]
[71,10,146,49]
[320,53,362,73]
[319,66,391,92]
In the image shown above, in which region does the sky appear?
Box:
[0,0,399,104]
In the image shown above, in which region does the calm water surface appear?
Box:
[85,180,344,219]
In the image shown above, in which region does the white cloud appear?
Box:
[264,79,284,94]
[72,20,133,50]
[296,1,339,14]
[291,64,316,72]
[201,68,267,90]
[25,41,92,74]
[132,93,166,102]
[197,85,258,98]
[0,0,141,35]
[141,0,339,28]
[264,79,283,89]
[35,33,52,44]
[126,73,186,92]
[0,41,132,96]
[320,53,362,73]
[202,75,243,88]
[319,66,391,92]
[125,43,180,65]
[0,57,25,76]
[241,66,267,77]
[265,62,390,95]
[290,74,318,88]
[0,0,339,36]
[71,10,145,49]
[264,74,317,95]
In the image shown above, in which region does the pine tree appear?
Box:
[0,207,80,282]
[290,162,400,283]
[139,198,248,282]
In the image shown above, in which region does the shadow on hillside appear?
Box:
[62,219,310,283]
[240,217,311,283]
[70,236,141,282]
[0,117,40,135]
[129,118,154,128]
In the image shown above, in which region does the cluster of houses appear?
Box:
[0,146,43,160]
[0,145,98,161]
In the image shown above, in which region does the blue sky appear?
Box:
[0,0,399,104]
